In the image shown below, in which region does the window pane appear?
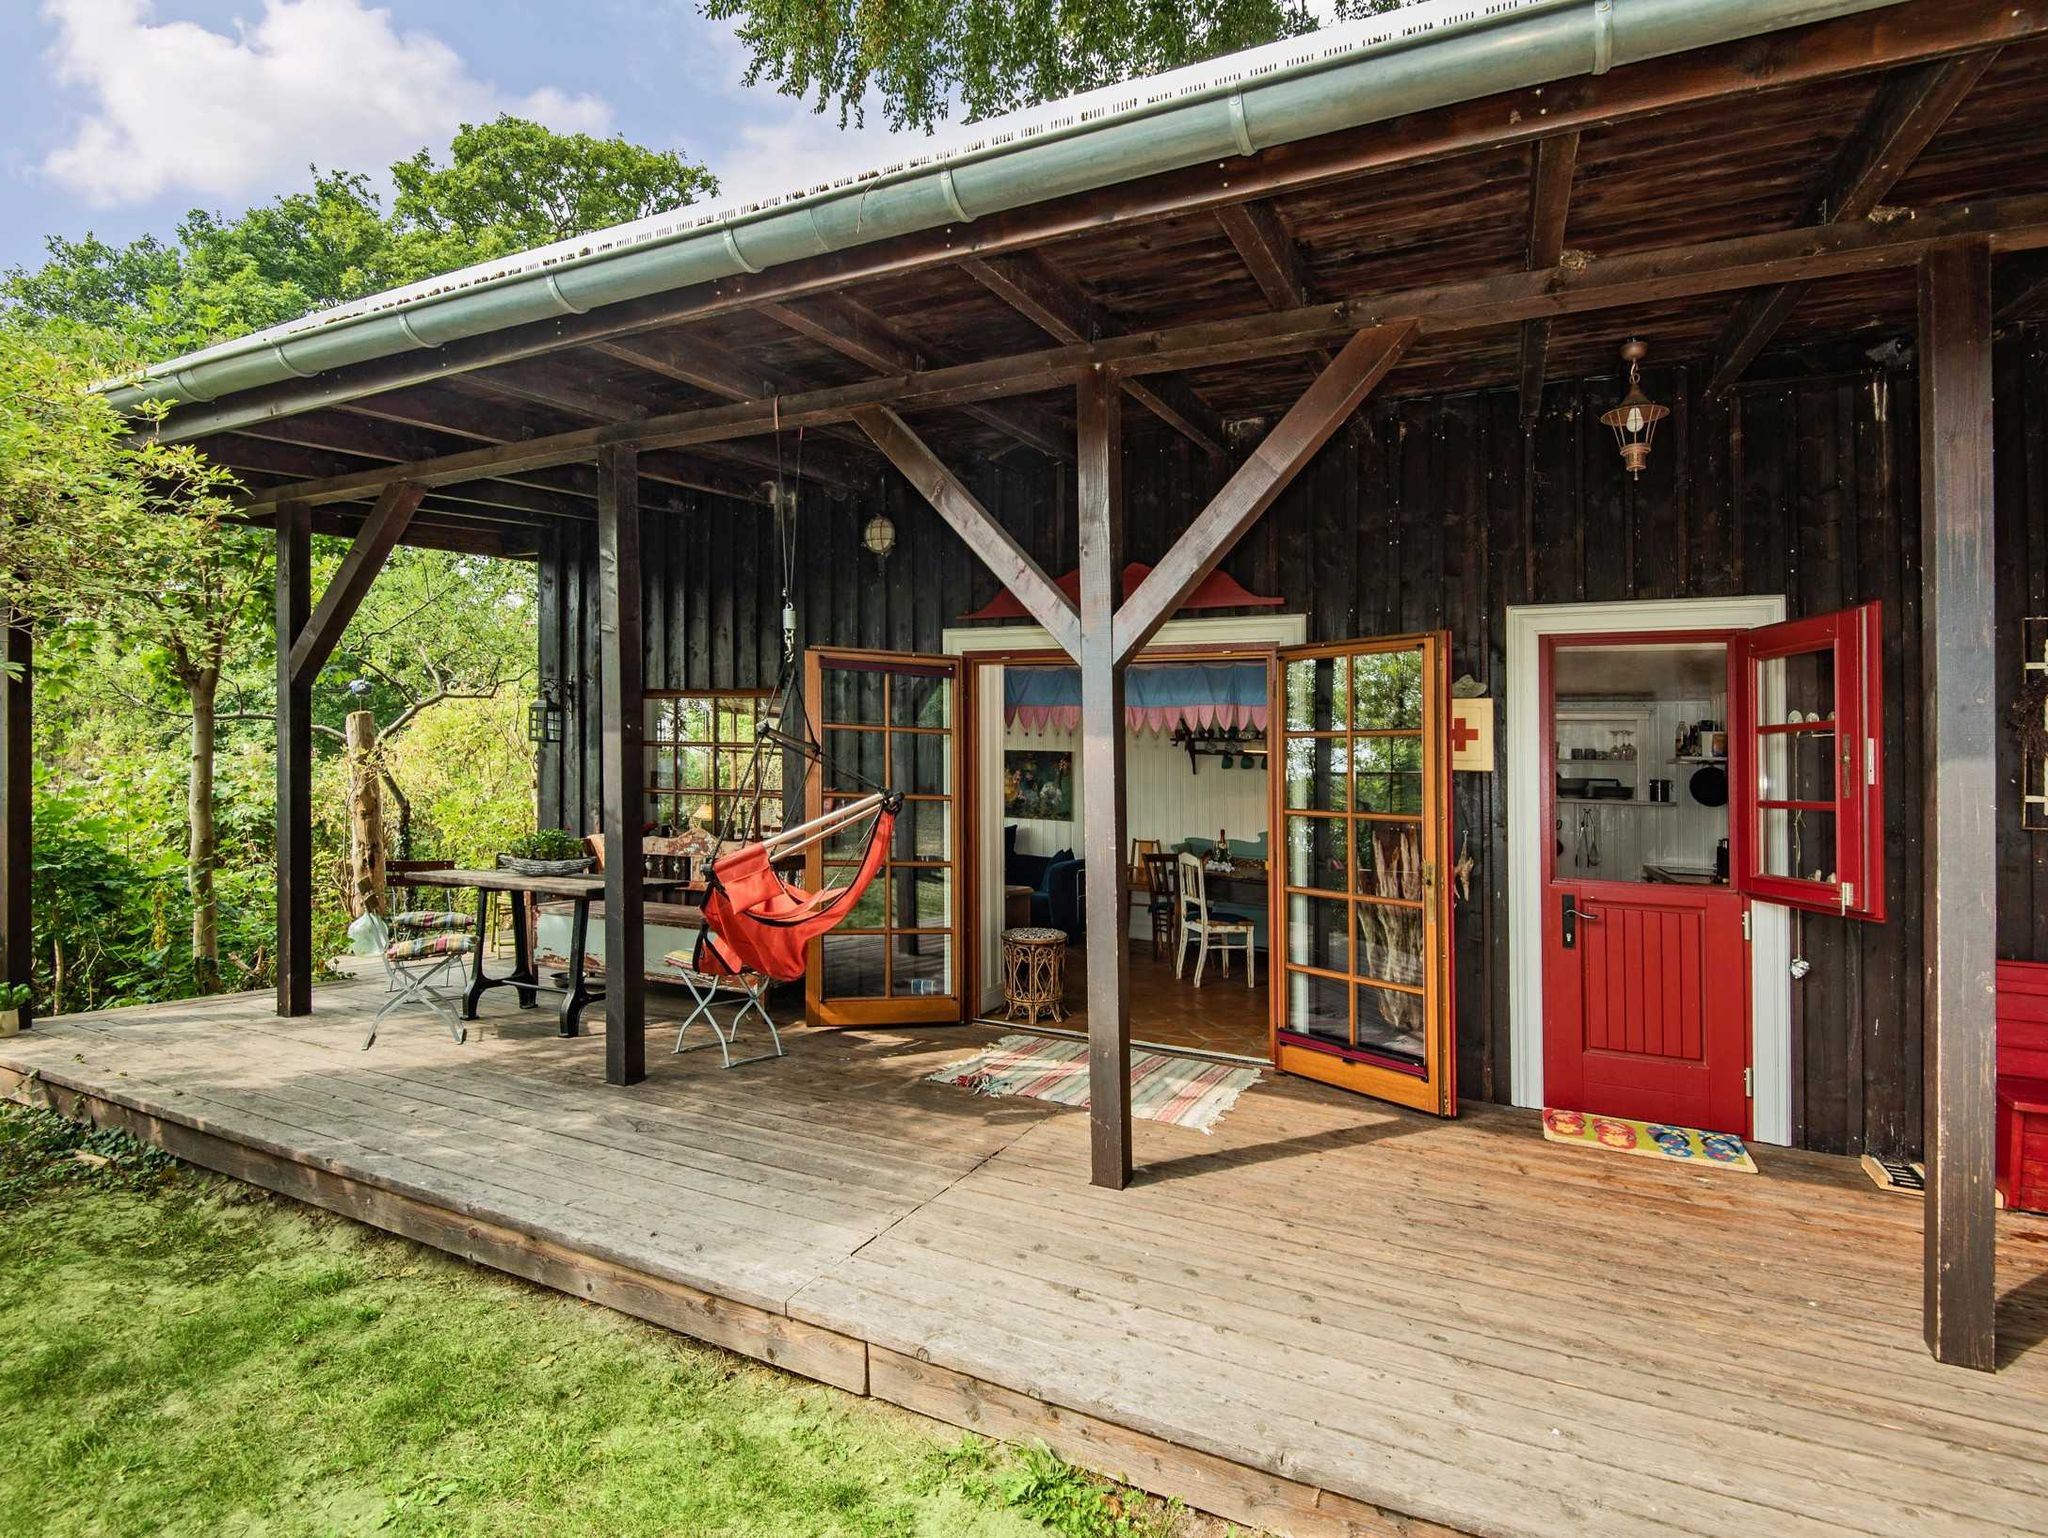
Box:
[1283,737,1348,812]
[673,696,713,742]
[893,799,951,860]
[1285,969,1349,1047]
[890,933,952,997]
[1353,650,1423,730]
[1352,735,1422,815]
[1284,657,1349,733]
[824,729,886,793]
[890,867,952,929]
[820,932,884,994]
[1285,894,1350,974]
[1760,646,1836,730]
[1284,816,1346,891]
[830,865,888,930]
[823,666,886,726]
[1760,730,1836,803]
[1356,900,1425,989]
[890,672,952,729]
[1760,806,1838,886]
[820,799,882,860]
[1352,822,1423,901]
[1356,984,1427,1068]
[894,732,953,797]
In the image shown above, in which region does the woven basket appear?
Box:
[497,854,595,877]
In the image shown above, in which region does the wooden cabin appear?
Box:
[6,0,2048,1411]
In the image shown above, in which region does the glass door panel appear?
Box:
[1272,632,1456,1115]
[804,648,966,1025]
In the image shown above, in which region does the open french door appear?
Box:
[803,648,968,1026]
[1271,632,1457,1114]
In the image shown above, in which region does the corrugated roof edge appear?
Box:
[100,0,1907,417]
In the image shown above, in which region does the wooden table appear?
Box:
[394,869,684,1037]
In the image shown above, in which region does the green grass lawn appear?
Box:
[0,1103,1215,1538]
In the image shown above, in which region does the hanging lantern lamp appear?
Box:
[863,512,897,563]
[1599,339,1669,480]
[526,681,565,744]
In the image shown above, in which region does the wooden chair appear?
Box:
[1128,837,1162,916]
[1142,851,1181,962]
[1176,851,1255,988]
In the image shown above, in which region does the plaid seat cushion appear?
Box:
[663,950,764,988]
[390,910,475,934]
[386,932,476,962]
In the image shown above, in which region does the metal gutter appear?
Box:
[103,0,1907,426]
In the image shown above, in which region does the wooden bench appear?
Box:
[1998,959,2048,1215]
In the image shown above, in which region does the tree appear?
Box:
[0,331,257,993]
[3,115,713,1002]
[702,0,1405,133]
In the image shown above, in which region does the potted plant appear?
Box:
[498,828,595,877]
[0,982,29,1036]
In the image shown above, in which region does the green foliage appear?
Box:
[0,983,30,1011]
[0,1105,1194,1538]
[505,828,587,862]
[704,0,1405,133]
[0,1104,178,1213]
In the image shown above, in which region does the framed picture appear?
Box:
[1004,750,1073,821]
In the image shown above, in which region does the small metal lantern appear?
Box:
[863,513,897,562]
[1600,339,1669,479]
[527,682,565,744]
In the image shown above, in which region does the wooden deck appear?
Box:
[6,980,2048,1538]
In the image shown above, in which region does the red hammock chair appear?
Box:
[692,791,902,982]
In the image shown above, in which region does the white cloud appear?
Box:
[39,0,611,206]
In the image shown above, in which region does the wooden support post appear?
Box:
[344,710,386,919]
[275,502,313,1017]
[1077,368,1131,1189]
[1917,236,1998,1370]
[596,444,646,1087]
[1,604,30,1025]
[1517,131,1580,427]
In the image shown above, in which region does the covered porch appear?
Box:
[5,983,2047,1538]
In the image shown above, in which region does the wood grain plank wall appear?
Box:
[538,336,2048,1159]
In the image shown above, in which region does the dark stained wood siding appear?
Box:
[539,335,2048,1159]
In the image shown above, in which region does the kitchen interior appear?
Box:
[1553,642,1732,886]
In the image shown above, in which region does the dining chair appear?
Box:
[1176,851,1256,988]
[1141,851,1181,962]
[1127,837,1162,916]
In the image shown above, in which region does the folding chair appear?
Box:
[351,909,477,1049]
[662,948,783,1068]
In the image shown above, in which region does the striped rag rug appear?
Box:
[927,1034,1260,1134]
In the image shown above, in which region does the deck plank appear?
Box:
[7,979,2048,1538]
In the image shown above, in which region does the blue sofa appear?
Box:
[1005,826,1085,936]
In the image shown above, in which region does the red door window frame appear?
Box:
[1729,601,1885,922]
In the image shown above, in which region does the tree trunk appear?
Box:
[187,669,220,993]
[345,710,386,918]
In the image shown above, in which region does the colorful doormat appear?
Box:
[929,1034,1260,1134]
[1541,1107,1757,1173]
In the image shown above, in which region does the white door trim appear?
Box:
[1505,597,1793,1146]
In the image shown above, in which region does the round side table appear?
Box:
[1001,927,1068,1026]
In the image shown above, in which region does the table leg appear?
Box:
[508,889,537,1008]
[560,898,594,1037]
[461,886,491,1020]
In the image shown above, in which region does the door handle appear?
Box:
[1561,893,1600,948]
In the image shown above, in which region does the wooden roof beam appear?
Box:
[962,252,1227,459]
[1517,131,1581,428]
[1114,323,1416,663]
[1993,251,2048,325]
[234,188,2048,513]
[1707,49,1998,392]
[288,482,424,685]
[1215,200,1334,373]
[759,292,1074,461]
[854,405,1081,657]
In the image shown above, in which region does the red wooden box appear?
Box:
[1998,960,2048,1216]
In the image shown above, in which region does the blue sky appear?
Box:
[0,0,913,275]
